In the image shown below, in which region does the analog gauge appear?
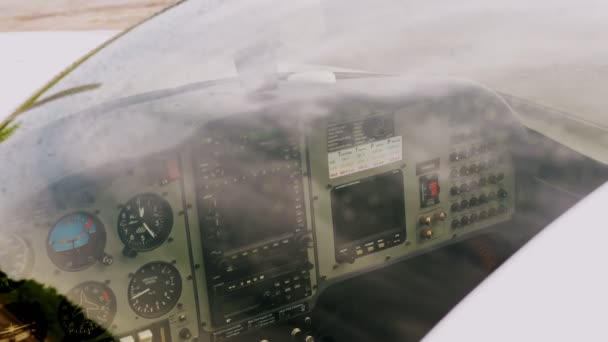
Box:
[127,261,182,318]
[117,193,174,252]
[58,281,117,339]
[47,212,106,272]
[0,232,33,279]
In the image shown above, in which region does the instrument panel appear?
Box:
[0,78,518,341]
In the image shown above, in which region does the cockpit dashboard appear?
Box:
[0,76,569,342]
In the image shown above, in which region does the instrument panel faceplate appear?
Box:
[1,78,518,341]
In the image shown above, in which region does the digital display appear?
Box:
[331,170,405,246]
[193,114,305,254]
[214,175,302,251]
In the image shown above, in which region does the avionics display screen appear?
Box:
[331,170,405,246]
[214,176,302,251]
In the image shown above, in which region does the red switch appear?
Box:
[429,181,439,196]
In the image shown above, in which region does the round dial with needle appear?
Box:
[0,232,33,280]
[127,261,182,318]
[117,193,173,252]
[58,281,117,339]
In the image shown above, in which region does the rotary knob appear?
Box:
[497,188,508,199]
[460,199,469,210]
[419,215,432,225]
[460,216,470,226]
[420,227,433,240]
[434,211,447,221]
[291,328,315,342]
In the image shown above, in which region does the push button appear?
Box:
[137,330,153,342]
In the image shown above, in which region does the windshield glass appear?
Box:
[1,1,607,341]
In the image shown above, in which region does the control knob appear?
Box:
[336,252,356,264]
[179,328,192,340]
[460,216,470,226]
[497,188,508,199]
[434,211,447,221]
[419,215,432,226]
[420,227,433,240]
[460,199,469,210]
[292,328,315,342]
[469,197,478,207]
